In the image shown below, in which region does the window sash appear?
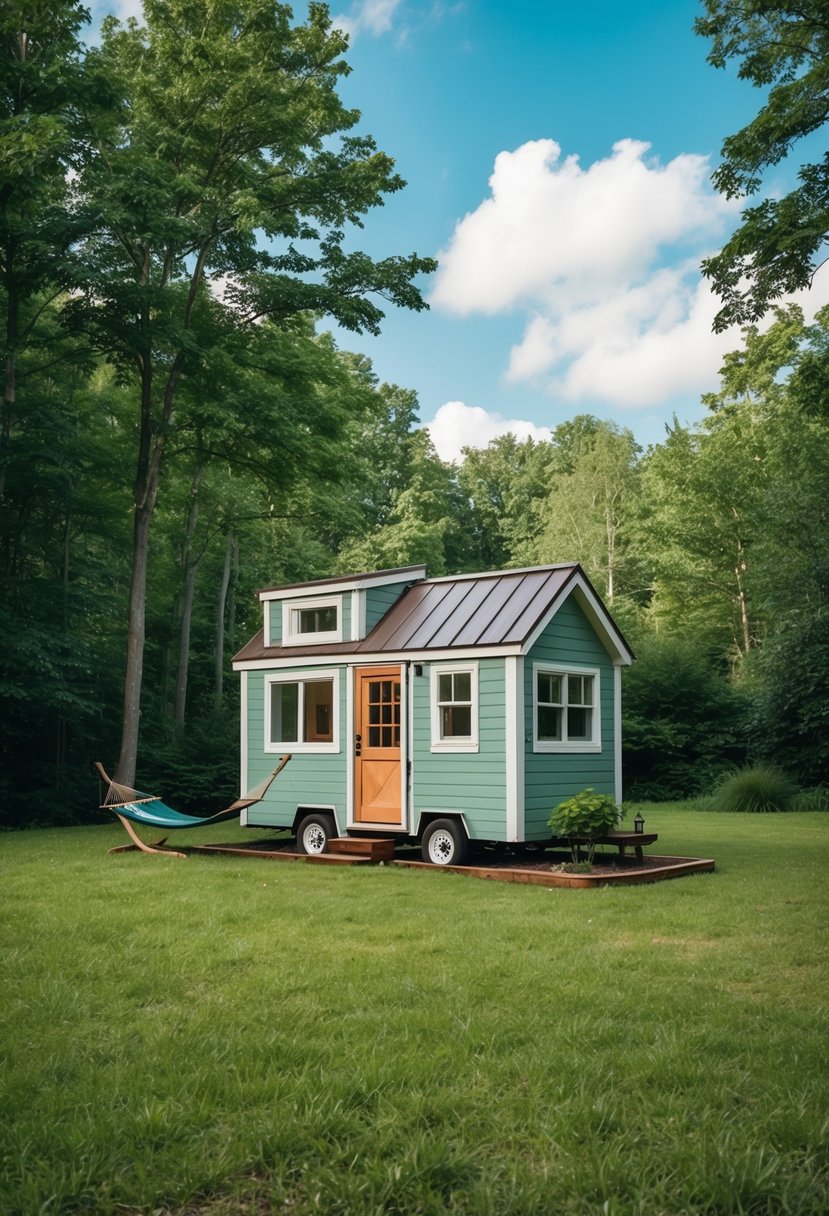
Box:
[430,663,479,752]
[266,673,338,751]
[534,666,600,751]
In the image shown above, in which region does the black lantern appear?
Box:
[634,811,645,834]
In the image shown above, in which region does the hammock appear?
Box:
[95,755,291,857]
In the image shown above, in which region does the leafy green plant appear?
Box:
[548,788,622,863]
[708,764,799,813]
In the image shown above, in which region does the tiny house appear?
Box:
[232,564,633,864]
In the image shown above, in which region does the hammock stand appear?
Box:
[94,755,292,858]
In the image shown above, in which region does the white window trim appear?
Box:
[264,669,340,754]
[281,596,343,646]
[532,662,601,753]
[430,662,479,753]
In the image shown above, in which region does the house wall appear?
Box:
[243,665,348,830]
[410,657,508,841]
[523,595,616,839]
[364,581,415,632]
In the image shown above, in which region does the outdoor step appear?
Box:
[329,836,396,861]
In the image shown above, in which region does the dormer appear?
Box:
[256,565,427,648]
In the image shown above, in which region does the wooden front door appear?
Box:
[354,666,403,825]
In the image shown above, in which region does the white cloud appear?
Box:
[110,0,143,20]
[333,0,404,41]
[424,400,552,463]
[431,138,757,408]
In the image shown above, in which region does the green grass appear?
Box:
[2,808,828,1215]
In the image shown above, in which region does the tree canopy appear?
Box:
[696,0,829,329]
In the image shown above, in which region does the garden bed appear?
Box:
[170,838,714,886]
[393,852,715,888]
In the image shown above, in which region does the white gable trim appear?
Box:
[520,572,633,664]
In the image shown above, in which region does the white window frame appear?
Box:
[430,662,479,753]
[532,662,601,753]
[281,596,343,646]
[264,669,340,754]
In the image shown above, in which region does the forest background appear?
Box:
[2,0,828,827]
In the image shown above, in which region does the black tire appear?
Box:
[421,818,469,866]
[296,813,335,856]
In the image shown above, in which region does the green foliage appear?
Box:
[518,418,644,603]
[696,1,829,329]
[791,786,829,811]
[708,764,799,813]
[622,635,749,801]
[548,788,621,863]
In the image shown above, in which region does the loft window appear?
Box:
[265,672,339,752]
[281,596,342,645]
[430,663,478,753]
[533,664,601,752]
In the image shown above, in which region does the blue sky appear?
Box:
[94,1,828,460]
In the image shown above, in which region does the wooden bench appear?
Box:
[555,830,658,862]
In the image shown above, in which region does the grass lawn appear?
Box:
[2,807,828,1215]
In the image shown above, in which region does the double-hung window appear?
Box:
[533,664,601,752]
[265,670,339,753]
[430,663,478,753]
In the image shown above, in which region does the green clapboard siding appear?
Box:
[364,581,414,632]
[523,595,616,838]
[244,667,348,830]
[411,658,507,841]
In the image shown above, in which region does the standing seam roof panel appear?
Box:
[418,578,502,648]
[397,581,473,649]
[472,572,542,644]
[358,582,428,650]
[505,568,578,644]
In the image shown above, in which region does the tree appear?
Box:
[696,0,829,329]
[520,419,642,603]
[0,1,107,501]
[459,434,554,569]
[70,0,435,784]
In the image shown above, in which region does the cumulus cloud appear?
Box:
[333,0,404,41]
[424,401,552,464]
[431,138,752,407]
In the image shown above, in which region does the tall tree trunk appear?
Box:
[173,464,205,733]
[214,528,234,707]
[735,538,751,657]
[115,352,161,786]
[116,499,153,785]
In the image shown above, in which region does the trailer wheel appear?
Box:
[421,818,469,866]
[296,813,335,855]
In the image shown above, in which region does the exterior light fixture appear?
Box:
[634,811,645,834]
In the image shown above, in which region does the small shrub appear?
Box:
[791,787,829,812]
[549,788,622,863]
[708,764,799,813]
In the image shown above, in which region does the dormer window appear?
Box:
[282,596,342,645]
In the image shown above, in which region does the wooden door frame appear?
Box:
[348,663,408,831]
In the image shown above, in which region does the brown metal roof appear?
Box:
[232,564,615,664]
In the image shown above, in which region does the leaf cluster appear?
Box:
[696,1,829,328]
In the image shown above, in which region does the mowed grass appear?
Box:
[1,809,828,1215]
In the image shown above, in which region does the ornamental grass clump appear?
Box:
[708,764,799,813]
[548,788,623,866]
